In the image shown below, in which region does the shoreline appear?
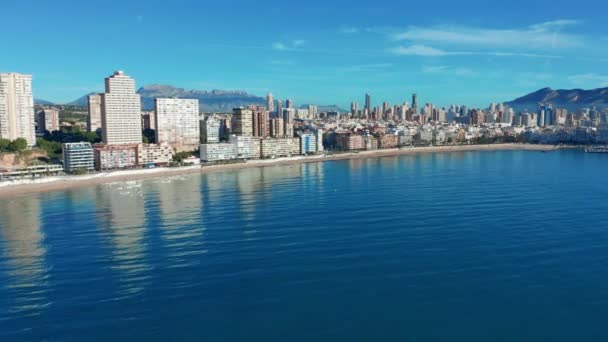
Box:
[0,144,563,197]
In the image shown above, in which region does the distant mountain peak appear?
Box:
[506,86,608,111]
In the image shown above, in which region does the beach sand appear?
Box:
[0,144,559,197]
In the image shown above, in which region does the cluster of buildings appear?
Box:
[3,71,608,177]
[199,102,324,162]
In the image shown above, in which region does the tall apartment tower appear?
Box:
[276,99,283,119]
[286,99,295,109]
[87,94,103,132]
[0,73,36,146]
[231,108,253,136]
[266,93,274,113]
[252,109,269,137]
[364,93,371,112]
[412,94,418,114]
[351,102,359,117]
[100,71,142,145]
[36,108,60,133]
[154,98,200,149]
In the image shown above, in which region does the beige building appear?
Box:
[137,143,174,165]
[36,108,60,133]
[154,98,199,150]
[87,94,102,132]
[260,137,299,158]
[229,135,261,159]
[200,143,237,162]
[100,71,142,145]
[231,108,253,136]
[0,73,36,146]
[94,144,138,170]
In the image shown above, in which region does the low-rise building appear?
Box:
[378,134,398,149]
[229,135,261,159]
[261,137,298,158]
[336,134,364,151]
[63,142,95,173]
[94,144,138,170]
[298,132,317,155]
[200,143,236,162]
[138,143,174,165]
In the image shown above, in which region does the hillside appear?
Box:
[506,87,608,111]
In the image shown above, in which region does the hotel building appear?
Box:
[0,73,36,146]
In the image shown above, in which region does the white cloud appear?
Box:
[392,20,583,49]
[389,45,448,56]
[339,26,359,34]
[389,45,563,59]
[422,65,476,76]
[342,63,393,72]
[568,73,608,87]
[272,40,306,51]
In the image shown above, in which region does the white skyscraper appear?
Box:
[266,93,274,113]
[0,73,36,146]
[100,71,142,145]
[154,98,200,149]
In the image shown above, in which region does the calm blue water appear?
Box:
[1,150,608,341]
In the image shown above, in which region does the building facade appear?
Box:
[137,143,174,165]
[63,142,95,173]
[100,71,142,145]
[230,135,261,159]
[201,116,222,143]
[231,108,253,136]
[298,133,317,155]
[260,137,298,158]
[0,73,36,146]
[87,94,103,133]
[36,108,60,134]
[154,98,200,150]
[200,143,237,162]
[93,144,138,170]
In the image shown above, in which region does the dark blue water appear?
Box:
[1,150,608,341]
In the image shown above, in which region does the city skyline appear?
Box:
[2,0,608,108]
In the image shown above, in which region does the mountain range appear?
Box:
[506,87,608,111]
[35,85,608,112]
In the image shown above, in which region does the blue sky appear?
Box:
[2,0,607,108]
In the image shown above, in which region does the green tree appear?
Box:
[8,138,28,152]
[73,167,88,175]
[0,138,10,151]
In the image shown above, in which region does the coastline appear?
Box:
[0,143,561,197]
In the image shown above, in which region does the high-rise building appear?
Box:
[286,99,295,109]
[276,99,283,119]
[365,94,371,112]
[351,102,359,117]
[252,109,269,137]
[266,93,274,113]
[100,71,142,145]
[307,105,318,119]
[231,108,254,136]
[36,108,60,133]
[412,94,418,114]
[269,118,284,137]
[200,116,221,143]
[537,106,546,127]
[0,73,36,146]
[87,94,103,133]
[154,98,200,149]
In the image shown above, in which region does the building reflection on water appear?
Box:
[95,181,149,297]
[0,196,49,316]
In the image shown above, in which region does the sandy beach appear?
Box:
[0,143,560,197]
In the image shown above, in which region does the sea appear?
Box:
[1,149,608,341]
